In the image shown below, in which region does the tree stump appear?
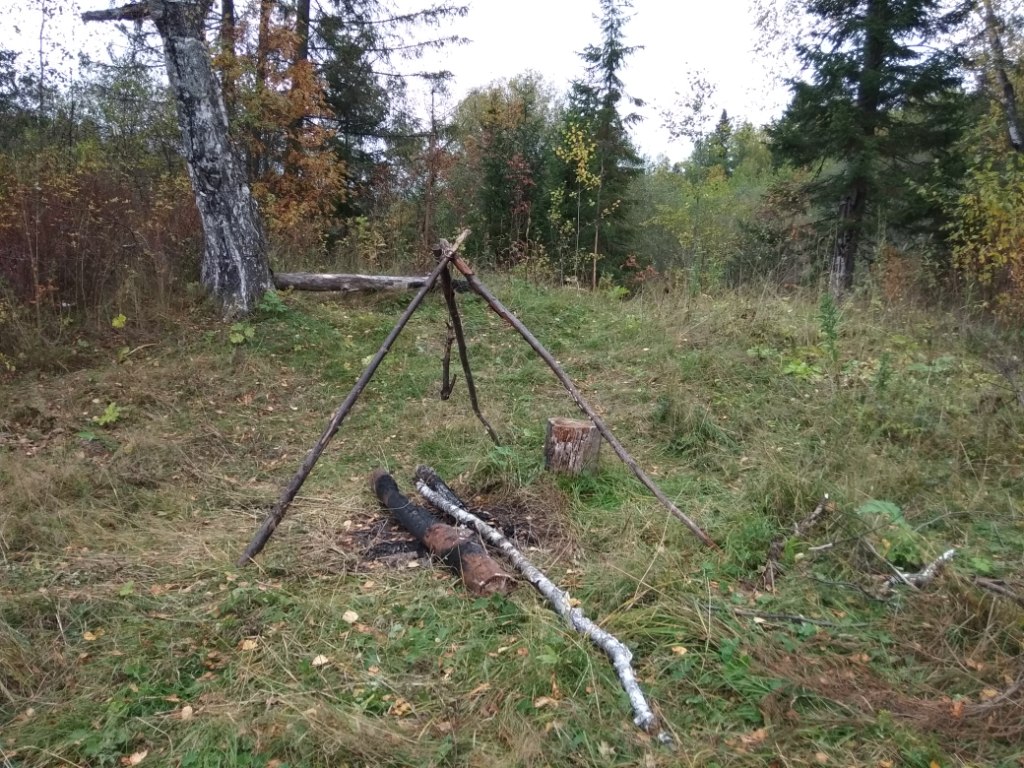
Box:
[544,417,601,475]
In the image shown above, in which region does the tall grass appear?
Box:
[1,278,1022,767]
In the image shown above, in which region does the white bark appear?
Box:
[152,1,271,316]
[884,548,956,590]
[84,1,273,317]
[415,466,671,744]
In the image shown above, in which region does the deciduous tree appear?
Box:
[83,0,272,317]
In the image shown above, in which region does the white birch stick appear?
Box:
[884,548,956,589]
[415,466,671,745]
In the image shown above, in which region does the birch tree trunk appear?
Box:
[980,0,1023,153]
[84,1,272,318]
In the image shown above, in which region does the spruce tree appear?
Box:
[562,0,644,288]
[770,0,973,295]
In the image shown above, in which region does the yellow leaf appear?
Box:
[979,688,999,702]
[342,610,359,624]
[179,705,194,721]
[83,629,104,641]
[533,696,559,709]
[671,646,688,656]
[111,314,127,329]
[311,654,330,668]
[239,638,258,651]
[388,697,413,717]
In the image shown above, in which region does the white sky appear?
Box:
[6,0,796,163]
[414,0,794,161]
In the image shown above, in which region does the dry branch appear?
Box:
[972,577,1024,608]
[759,495,832,592]
[434,239,500,445]
[449,262,716,550]
[238,243,461,566]
[272,272,469,293]
[371,469,514,596]
[415,465,671,744]
[82,2,149,22]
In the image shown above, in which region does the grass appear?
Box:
[1,277,1023,767]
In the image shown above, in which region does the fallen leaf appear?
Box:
[179,705,194,721]
[239,638,258,651]
[388,697,413,717]
[671,645,688,656]
[342,610,359,624]
[120,750,147,766]
[979,688,1000,702]
[533,696,559,709]
[597,741,615,758]
[729,727,769,751]
[83,629,104,641]
[815,752,829,764]
[311,655,330,668]
[950,699,965,719]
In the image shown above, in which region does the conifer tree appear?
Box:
[562,0,643,288]
[770,0,973,295]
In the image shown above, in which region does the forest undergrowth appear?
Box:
[1,278,1022,767]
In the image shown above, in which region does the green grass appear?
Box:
[2,277,1023,767]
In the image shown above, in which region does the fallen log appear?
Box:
[371,468,515,597]
[415,465,671,744]
[273,272,469,293]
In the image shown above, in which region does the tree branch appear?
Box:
[82,2,151,23]
[416,466,671,744]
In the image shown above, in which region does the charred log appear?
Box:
[370,469,514,597]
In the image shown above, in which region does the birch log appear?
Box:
[371,469,514,596]
[415,465,672,744]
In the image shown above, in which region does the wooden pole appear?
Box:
[450,260,717,550]
[238,243,462,566]
[434,239,500,445]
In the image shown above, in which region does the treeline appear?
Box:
[1,0,1023,355]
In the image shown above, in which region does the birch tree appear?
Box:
[83,0,272,317]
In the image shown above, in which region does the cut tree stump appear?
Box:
[545,417,601,475]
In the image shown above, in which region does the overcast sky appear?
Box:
[7,0,796,162]
[408,0,795,161]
